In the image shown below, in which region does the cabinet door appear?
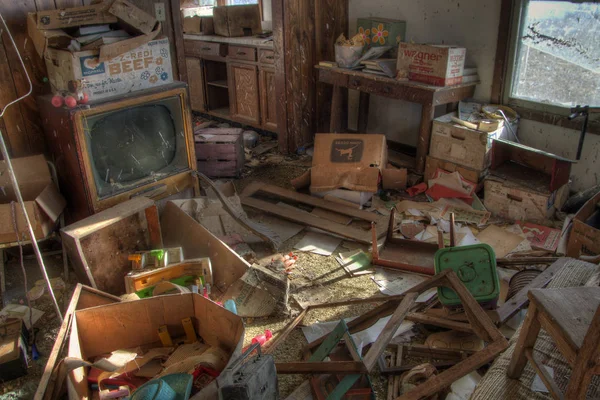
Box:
[259,68,277,132]
[185,57,205,112]
[228,62,260,125]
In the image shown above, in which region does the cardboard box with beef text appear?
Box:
[0,155,66,244]
[44,37,173,101]
[396,43,465,86]
[311,134,388,193]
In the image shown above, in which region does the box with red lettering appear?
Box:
[43,38,173,101]
[396,43,466,86]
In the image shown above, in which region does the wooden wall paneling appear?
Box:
[315,0,348,133]
[272,0,288,152]
[0,0,48,156]
[490,0,512,104]
[169,0,187,82]
[284,0,316,152]
[0,36,25,156]
[54,0,84,8]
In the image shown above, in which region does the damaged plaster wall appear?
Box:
[348,0,599,192]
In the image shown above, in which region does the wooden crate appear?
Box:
[194,128,245,178]
[567,190,600,257]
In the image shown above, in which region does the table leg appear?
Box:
[357,92,370,133]
[330,85,344,133]
[507,302,541,379]
[416,103,435,173]
[0,249,5,297]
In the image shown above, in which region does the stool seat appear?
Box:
[529,287,600,350]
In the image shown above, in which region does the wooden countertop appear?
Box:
[183,34,274,49]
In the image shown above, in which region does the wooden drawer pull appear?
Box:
[450,133,466,141]
[506,193,523,202]
[383,86,391,94]
[265,55,274,59]
[237,51,246,55]
[202,47,212,51]
[351,79,359,86]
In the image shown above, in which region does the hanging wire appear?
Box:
[0,11,63,322]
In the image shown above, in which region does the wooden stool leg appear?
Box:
[507,302,541,379]
[330,85,344,133]
[565,306,600,399]
[0,249,5,295]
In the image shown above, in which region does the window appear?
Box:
[182,0,260,16]
[229,0,258,4]
[505,1,600,114]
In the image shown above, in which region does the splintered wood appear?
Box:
[240,182,389,244]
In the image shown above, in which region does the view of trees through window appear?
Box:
[511,1,600,108]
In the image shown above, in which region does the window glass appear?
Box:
[511,1,600,108]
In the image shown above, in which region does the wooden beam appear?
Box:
[275,361,366,374]
[170,0,187,82]
[363,292,418,372]
[405,312,474,333]
[272,0,288,153]
[490,0,513,104]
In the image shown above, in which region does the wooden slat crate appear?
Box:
[194,127,245,177]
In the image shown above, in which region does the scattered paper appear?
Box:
[531,365,554,393]
[440,204,490,225]
[0,304,44,329]
[517,221,561,252]
[294,231,343,256]
[372,269,437,303]
[476,225,524,258]
[335,250,373,276]
[446,371,481,400]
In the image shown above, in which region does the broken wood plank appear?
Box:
[363,292,418,372]
[263,308,308,355]
[493,257,568,325]
[275,361,366,374]
[405,313,474,333]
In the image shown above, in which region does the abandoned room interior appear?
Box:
[0,0,598,398]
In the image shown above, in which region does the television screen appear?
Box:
[84,95,189,198]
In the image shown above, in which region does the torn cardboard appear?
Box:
[35,3,117,30]
[0,155,66,244]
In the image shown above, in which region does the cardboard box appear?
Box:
[0,155,66,244]
[44,37,173,101]
[35,2,117,29]
[311,134,388,193]
[68,294,244,400]
[108,0,158,35]
[27,13,72,57]
[357,17,406,48]
[483,177,569,224]
[425,155,487,185]
[429,112,505,171]
[567,190,600,257]
[396,43,466,86]
[213,4,262,37]
[0,320,28,382]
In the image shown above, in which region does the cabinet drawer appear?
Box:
[228,45,256,62]
[348,76,396,97]
[184,40,225,57]
[259,49,275,64]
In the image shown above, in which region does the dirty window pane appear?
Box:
[511,1,600,108]
[229,0,258,4]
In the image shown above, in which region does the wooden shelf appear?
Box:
[208,107,231,118]
[207,80,229,89]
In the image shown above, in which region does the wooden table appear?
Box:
[316,66,478,173]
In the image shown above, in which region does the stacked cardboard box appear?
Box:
[27,0,173,102]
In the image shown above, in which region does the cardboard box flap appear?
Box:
[0,155,51,202]
[35,3,117,30]
[312,134,387,168]
[108,0,158,35]
[27,13,72,58]
[98,22,162,62]
[311,166,381,193]
[36,184,66,223]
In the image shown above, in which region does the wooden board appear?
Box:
[124,258,212,293]
[240,182,388,244]
[33,284,121,400]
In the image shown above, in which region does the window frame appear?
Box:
[497,0,600,133]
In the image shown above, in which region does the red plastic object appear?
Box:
[51,95,64,108]
[64,96,77,108]
[251,329,273,346]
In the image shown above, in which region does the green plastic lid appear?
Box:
[434,243,499,306]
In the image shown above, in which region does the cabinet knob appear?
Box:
[351,79,359,86]
[237,51,246,56]
[383,86,391,94]
[202,47,211,51]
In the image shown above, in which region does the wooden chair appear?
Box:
[507,287,600,399]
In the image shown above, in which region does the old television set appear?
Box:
[39,82,199,222]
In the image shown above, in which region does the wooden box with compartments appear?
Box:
[195,128,245,178]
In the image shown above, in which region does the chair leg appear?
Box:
[565,306,600,399]
[0,249,5,304]
[507,302,541,379]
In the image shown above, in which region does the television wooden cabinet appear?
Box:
[39,82,199,223]
[184,35,277,133]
